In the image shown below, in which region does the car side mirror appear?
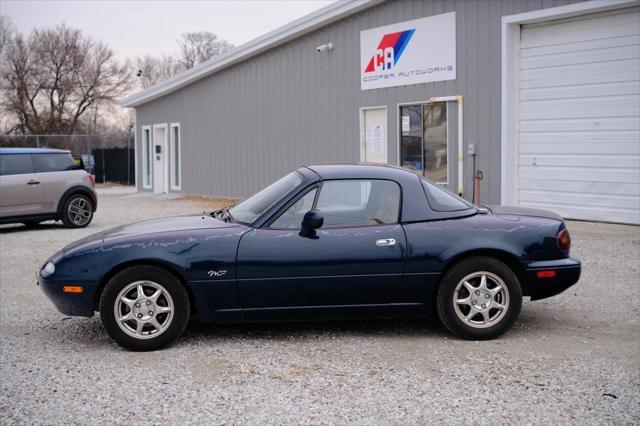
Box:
[300,209,323,237]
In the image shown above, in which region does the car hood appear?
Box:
[63,214,237,253]
[484,204,564,221]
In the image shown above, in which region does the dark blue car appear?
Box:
[38,164,580,351]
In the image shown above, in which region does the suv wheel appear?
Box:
[436,256,522,340]
[61,194,94,228]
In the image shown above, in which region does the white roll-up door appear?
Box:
[518,7,640,224]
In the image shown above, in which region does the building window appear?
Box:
[399,101,448,184]
[142,126,152,188]
[170,123,181,190]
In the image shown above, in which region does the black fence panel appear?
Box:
[93,147,135,185]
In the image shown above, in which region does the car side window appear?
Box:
[33,153,78,173]
[0,154,34,176]
[316,179,401,227]
[270,187,318,229]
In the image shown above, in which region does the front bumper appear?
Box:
[524,258,581,301]
[37,272,97,317]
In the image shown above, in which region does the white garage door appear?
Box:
[518,7,640,224]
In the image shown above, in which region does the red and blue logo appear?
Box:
[364,29,415,73]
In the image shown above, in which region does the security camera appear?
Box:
[316,42,334,53]
[136,69,144,77]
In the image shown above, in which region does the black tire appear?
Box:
[99,265,190,351]
[436,256,522,340]
[61,193,94,228]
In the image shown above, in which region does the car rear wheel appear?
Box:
[436,256,522,340]
[99,265,190,351]
[61,194,94,228]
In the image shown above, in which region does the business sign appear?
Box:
[360,12,456,90]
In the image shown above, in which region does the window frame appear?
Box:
[141,125,152,189]
[169,122,181,191]
[265,178,403,230]
[397,100,450,185]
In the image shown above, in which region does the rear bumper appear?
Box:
[524,258,581,301]
[37,273,96,317]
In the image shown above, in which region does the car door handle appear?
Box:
[376,238,396,247]
[27,180,40,185]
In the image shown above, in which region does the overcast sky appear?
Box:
[2,0,335,59]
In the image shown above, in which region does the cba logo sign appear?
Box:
[364,29,415,73]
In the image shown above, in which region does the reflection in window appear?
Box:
[270,188,318,229]
[400,102,448,184]
[316,179,400,227]
[0,154,33,176]
[423,103,447,183]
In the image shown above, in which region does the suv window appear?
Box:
[33,153,79,173]
[0,154,34,176]
[316,179,401,227]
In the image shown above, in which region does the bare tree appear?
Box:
[0,16,13,58]
[1,24,132,134]
[177,31,233,69]
[135,54,182,89]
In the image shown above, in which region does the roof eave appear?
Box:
[121,0,382,108]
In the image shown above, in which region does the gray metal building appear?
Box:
[122,0,640,224]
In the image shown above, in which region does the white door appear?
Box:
[361,107,387,163]
[153,125,168,194]
[518,7,640,224]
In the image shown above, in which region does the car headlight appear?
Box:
[40,262,56,278]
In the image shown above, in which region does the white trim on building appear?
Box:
[141,125,152,189]
[169,122,182,191]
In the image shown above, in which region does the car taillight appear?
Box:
[557,228,571,253]
[88,174,95,188]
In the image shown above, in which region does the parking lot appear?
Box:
[0,186,638,425]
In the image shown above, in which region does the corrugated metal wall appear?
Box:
[135,0,581,201]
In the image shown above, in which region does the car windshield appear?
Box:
[229,171,303,225]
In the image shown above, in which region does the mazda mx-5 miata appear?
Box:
[38,164,580,351]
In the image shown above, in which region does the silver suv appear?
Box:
[0,148,97,228]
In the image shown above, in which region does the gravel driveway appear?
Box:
[1,187,639,425]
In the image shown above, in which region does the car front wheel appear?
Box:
[436,256,522,340]
[99,265,190,351]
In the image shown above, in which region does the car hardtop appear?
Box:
[296,163,477,223]
[0,147,71,155]
[304,163,418,181]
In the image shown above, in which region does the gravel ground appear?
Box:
[1,186,639,425]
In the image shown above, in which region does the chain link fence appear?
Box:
[0,133,135,185]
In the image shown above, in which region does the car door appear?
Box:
[236,179,406,320]
[32,152,81,213]
[0,154,43,218]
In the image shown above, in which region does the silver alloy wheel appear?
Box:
[453,271,509,329]
[68,197,92,226]
[113,280,174,339]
